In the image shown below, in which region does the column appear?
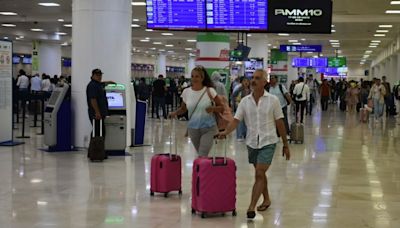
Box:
[389,56,397,85]
[71,0,132,148]
[247,38,269,71]
[186,57,196,78]
[38,43,62,76]
[156,53,166,77]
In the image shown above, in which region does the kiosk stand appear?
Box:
[44,84,72,152]
[104,84,129,156]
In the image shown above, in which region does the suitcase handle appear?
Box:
[92,119,103,137]
[213,139,227,166]
[196,176,200,197]
[169,119,178,160]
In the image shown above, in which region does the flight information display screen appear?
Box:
[206,0,268,31]
[146,0,206,30]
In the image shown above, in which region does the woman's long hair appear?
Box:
[192,65,214,88]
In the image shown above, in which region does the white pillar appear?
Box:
[247,38,269,71]
[38,43,62,76]
[72,0,132,148]
[186,57,196,78]
[389,56,397,85]
[156,53,166,77]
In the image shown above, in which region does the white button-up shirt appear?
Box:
[31,76,42,91]
[16,75,30,89]
[234,91,284,149]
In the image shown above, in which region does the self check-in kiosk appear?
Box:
[105,84,127,154]
[44,84,72,151]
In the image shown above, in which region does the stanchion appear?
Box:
[30,93,39,128]
[37,94,45,135]
[16,98,30,139]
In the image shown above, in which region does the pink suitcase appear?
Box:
[150,121,182,197]
[191,140,237,218]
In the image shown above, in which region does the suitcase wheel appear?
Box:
[164,193,168,198]
[232,210,237,216]
[201,213,206,219]
[178,190,182,195]
[191,208,196,214]
[150,192,154,196]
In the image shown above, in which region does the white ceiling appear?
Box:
[1,0,400,66]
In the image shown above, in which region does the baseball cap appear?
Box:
[92,68,103,75]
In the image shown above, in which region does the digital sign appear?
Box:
[280,45,322,53]
[328,57,347,67]
[146,0,206,30]
[206,0,268,31]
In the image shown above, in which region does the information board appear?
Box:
[0,40,13,144]
[146,0,206,30]
[280,45,322,53]
[206,0,268,31]
[328,57,347,67]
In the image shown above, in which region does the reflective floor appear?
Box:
[1,104,400,228]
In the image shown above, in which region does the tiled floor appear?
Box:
[1,105,400,227]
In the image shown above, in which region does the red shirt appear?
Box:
[321,84,330,97]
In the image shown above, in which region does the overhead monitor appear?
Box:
[107,92,125,110]
[292,58,309,67]
[206,0,268,31]
[146,0,207,30]
[328,57,347,67]
[12,56,20,64]
[268,0,333,34]
[310,58,328,67]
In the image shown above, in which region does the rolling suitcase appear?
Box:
[289,122,304,144]
[88,119,106,162]
[191,139,237,218]
[150,120,182,197]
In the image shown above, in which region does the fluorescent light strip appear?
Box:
[140,39,149,42]
[165,44,174,47]
[278,33,290,36]
[57,19,64,22]
[374,34,386,37]
[153,42,162,45]
[132,19,140,22]
[145,29,153,32]
[289,40,298,42]
[371,40,381,43]
[161,33,173,36]
[379,25,393,28]
[390,1,400,4]
[376,30,389,33]
[293,43,301,45]
[386,10,400,14]
[131,24,140,28]
[31,28,44,32]
[38,3,60,7]
[329,40,339,42]
[331,30,336,33]
[131,2,146,6]
[55,32,67,35]
[0,12,17,16]
[63,24,72,27]
[187,39,196,42]
[1,23,16,27]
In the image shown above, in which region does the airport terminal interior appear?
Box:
[1,0,400,227]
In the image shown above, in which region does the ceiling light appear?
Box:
[385,10,400,14]
[331,24,335,27]
[159,49,165,51]
[374,34,386,37]
[3,37,9,40]
[57,19,64,22]
[131,2,146,6]
[131,24,140,28]
[150,47,156,50]
[273,46,277,49]
[301,38,306,41]
[369,46,378,48]
[289,40,298,43]
[365,50,373,53]
[187,39,196,42]
[247,34,252,37]
[145,29,153,32]
[140,39,149,42]
[363,55,370,58]
[145,37,150,40]
[313,55,318,58]
[153,42,162,45]
[31,28,44,32]
[306,52,313,54]
[376,30,389,33]
[390,1,400,4]
[379,25,393,28]
[278,33,290,36]
[331,43,340,45]
[63,24,72,27]
[185,48,193,51]
[165,44,174,47]
[329,40,339,43]
[268,44,272,46]
[61,42,68,46]
[162,33,174,36]
[38,3,60,7]
[132,19,140,22]
[1,24,16,27]
[167,50,174,53]
[0,12,17,16]
[371,40,381,43]
[293,43,301,45]
[55,32,67,35]
[331,29,336,33]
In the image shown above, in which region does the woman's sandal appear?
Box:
[256,204,271,212]
[247,211,256,219]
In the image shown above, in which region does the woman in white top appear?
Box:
[170,66,223,157]
[368,78,386,121]
[41,75,51,92]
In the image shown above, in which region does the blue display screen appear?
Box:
[206,0,268,31]
[316,67,339,75]
[310,58,327,67]
[146,0,206,30]
[292,58,309,67]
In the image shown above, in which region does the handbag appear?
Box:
[296,84,305,100]
[184,89,207,137]
[207,88,233,131]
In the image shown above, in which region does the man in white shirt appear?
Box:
[30,73,42,93]
[16,70,30,90]
[218,69,290,219]
[293,77,310,123]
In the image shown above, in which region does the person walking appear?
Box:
[368,78,386,122]
[320,79,331,111]
[232,77,251,141]
[217,69,290,220]
[293,77,310,123]
[152,75,168,119]
[169,66,223,157]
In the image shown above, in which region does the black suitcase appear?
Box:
[88,119,106,162]
[340,98,346,112]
